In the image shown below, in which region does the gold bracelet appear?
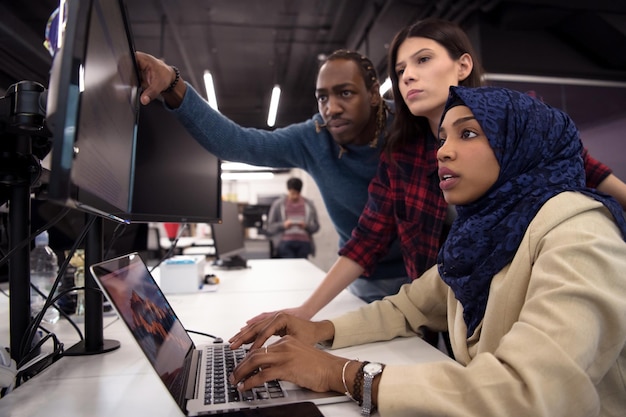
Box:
[341,359,358,403]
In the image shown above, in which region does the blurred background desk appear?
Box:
[0,259,451,416]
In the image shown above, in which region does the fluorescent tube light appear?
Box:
[58,0,66,49]
[221,172,275,181]
[221,162,274,171]
[483,73,626,88]
[203,70,219,111]
[79,64,85,92]
[267,85,281,127]
[379,77,392,95]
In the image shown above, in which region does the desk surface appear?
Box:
[0,259,451,416]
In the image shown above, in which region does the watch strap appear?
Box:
[361,372,375,416]
[360,363,384,417]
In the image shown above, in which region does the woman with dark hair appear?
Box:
[247,18,626,324]
[228,86,626,417]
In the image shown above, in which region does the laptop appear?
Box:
[89,252,349,415]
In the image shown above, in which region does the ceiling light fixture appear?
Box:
[379,77,392,95]
[267,85,281,127]
[484,73,626,88]
[57,0,66,49]
[221,162,274,172]
[221,172,275,181]
[203,70,219,111]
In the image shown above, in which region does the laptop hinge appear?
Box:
[185,349,201,400]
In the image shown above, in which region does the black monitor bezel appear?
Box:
[118,100,223,224]
[210,200,246,260]
[46,0,140,223]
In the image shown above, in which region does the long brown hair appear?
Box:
[384,18,485,156]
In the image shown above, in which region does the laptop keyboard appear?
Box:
[204,345,285,405]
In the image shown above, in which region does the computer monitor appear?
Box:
[30,199,148,260]
[242,204,271,230]
[39,0,138,358]
[256,194,282,206]
[210,201,247,268]
[46,0,140,221]
[119,100,222,223]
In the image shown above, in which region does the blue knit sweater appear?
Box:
[170,84,404,281]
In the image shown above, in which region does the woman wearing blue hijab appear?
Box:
[438,86,626,338]
[228,86,626,417]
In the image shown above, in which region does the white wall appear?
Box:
[298,171,340,273]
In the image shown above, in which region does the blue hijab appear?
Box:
[437,86,626,337]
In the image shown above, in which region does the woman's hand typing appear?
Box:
[228,336,348,394]
[228,312,334,351]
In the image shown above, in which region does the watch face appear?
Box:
[363,362,383,375]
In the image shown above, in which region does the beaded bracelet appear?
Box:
[162,66,180,94]
[342,360,358,403]
[353,361,369,406]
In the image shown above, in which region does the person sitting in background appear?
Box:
[227,86,626,417]
[266,177,320,259]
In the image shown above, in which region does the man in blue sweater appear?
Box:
[136,50,408,303]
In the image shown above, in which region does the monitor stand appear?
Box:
[65,215,120,356]
[2,81,49,364]
[212,255,248,269]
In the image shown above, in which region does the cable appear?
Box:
[0,207,70,268]
[149,223,188,273]
[186,329,223,344]
[20,215,96,358]
[32,284,92,341]
[103,221,127,259]
[14,332,64,387]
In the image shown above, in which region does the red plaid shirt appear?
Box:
[340,130,612,281]
[340,131,446,280]
[582,147,612,188]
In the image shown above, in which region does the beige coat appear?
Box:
[331,192,626,417]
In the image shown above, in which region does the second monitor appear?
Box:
[210,201,248,268]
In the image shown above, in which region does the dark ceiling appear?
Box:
[1,0,625,131]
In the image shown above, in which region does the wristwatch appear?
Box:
[361,362,384,416]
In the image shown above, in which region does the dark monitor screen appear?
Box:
[46,0,139,221]
[119,100,222,223]
[242,204,271,229]
[256,194,282,206]
[210,201,246,266]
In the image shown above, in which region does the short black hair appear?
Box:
[287,177,303,192]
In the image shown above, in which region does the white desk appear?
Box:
[0,259,451,416]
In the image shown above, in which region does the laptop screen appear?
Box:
[91,254,194,401]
